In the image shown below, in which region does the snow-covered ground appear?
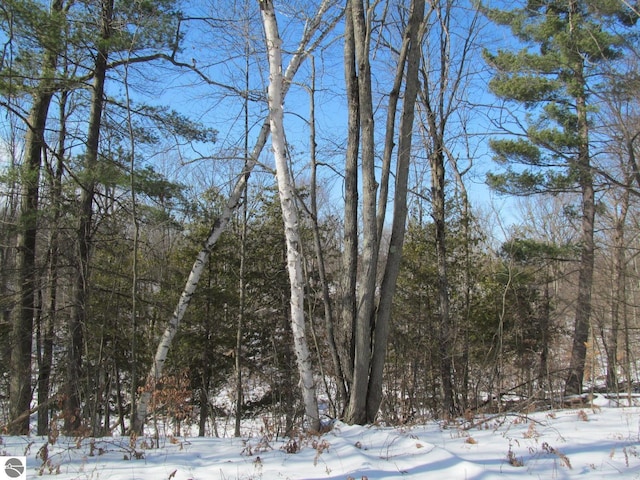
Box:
[2,396,639,479]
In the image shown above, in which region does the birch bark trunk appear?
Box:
[260,0,319,431]
[134,0,335,433]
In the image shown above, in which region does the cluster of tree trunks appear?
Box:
[2,0,639,436]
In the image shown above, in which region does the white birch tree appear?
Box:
[259,0,320,432]
[134,0,337,433]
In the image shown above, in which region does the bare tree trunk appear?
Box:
[418,0,480,418]
[66,0,114,433]
[10,77,45,433]
[122,53,141,434]
[624,258,633,402]
[134,0,336,432]
[235,190,246,437]
[366,0,425,423]
[306,56,347,410]
[37,88,68,435]
[341,0,359,394]
[198,264,213,437]
[341,0,425,425]
[538,281,551,397]
[235,32,250,436]
[344,0,379,426]
[565,74,595,396]
[429,118,454,417]
[260,0,319,431]
[432,142,454,417]
[11,99,46,435]
[607,189,629,391]
[449,153,472,410]
[624,134,639,402]
[563,1,596,397]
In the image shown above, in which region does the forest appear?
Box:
[1,0,639,439]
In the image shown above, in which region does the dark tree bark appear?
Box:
[340,0,359,396]
[343,0,425,425]
[9,0,63,435]
[65,0,114,433]
[37,88,68,435]
[565,64,595,396]
[366,0,425,422]
[344,0,379,426]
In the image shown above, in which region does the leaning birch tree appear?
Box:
[259,0,320,431]
[134,0,338,433]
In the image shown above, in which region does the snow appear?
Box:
[2,402,639,479]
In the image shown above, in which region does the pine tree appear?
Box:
[482,0,636,395]
[1,0,66,434]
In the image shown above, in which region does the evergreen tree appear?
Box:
[391,212,492,418]
[482,0,636,395]
[1,0,67,434]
